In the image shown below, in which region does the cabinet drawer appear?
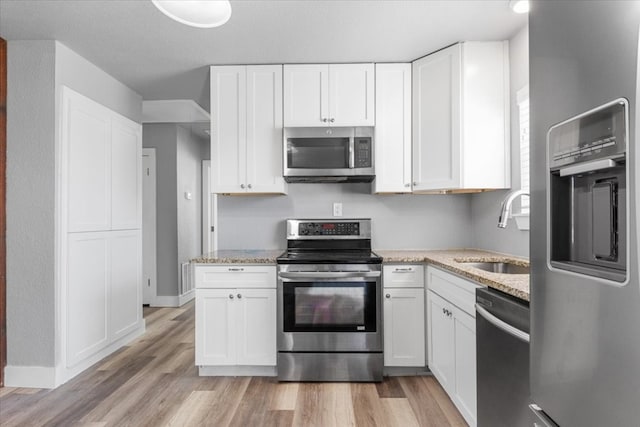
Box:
[427,266,482,316]
[195,265,276,289]
[383,265,424,288]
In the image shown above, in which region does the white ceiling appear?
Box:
[0,0,527,111]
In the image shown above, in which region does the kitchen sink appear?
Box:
[461,261,530,275]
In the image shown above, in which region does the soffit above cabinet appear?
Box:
[142,99,210,123]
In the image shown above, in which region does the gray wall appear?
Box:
[176,125,209,269]
[470,25,530,257]
[7,40,57,366]
[7,41,142,368]
[144,124,209,297]
[143,124,179,297]
[218,184,473,250]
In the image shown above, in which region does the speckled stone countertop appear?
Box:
[376,249,530,301]
[191,249,284,264]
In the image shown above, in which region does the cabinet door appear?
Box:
[111,115,142,230]
[453,307,477,427]
[245,65,286,194]
[374,64,412,193]
[427,290,455,393]
[63,87,112,232]
[412,44,461,191]
[329,64,375,126]
[384,288,425,367]
[236,288,277,366]
[195,289,236,366]
[110,230,141,341]
[210,66,247,193]
[66,232,109,367]
[283,64,329,127]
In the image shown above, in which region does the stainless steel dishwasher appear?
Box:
[476,287,530,427]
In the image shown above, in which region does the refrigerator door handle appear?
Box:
[529,404,559,427]
[476,303,530,343]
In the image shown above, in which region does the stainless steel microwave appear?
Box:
[283,128,374,183]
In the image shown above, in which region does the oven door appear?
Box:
[277,267,382,352]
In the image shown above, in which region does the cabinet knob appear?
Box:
[443,308,446,315]
[413,182,418,186]
[237,293,242,299]
[229,294,234,299]
[405,183,411,188]
[240,184,246,189]
[385,294,391,299]
[322,118,328,123]
[247,184,252,189]
[330,118,335,123]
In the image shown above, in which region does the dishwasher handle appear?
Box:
[476,303,530,343]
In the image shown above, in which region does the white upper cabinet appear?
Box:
[210,65,286,194]
[412,42,510,192]
[374,64,412,193]
[284,64,374,127]
[64,87,142,232]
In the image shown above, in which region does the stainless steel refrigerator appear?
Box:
[530,2,640,426]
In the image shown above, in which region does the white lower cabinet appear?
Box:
[195,265,277,372]
[427,266,482,427]
[66,230,142,368]
[383,265,425,367]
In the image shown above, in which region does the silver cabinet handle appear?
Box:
[237,293,242,299]
[393,267,413,273]
[476,304,530,343]
[228,268,244,272]
[322,118,328,123]
[413,182,418,186]
[240,184,245,189]
[405,183,411,188]
[385,294,391,299]
[229,294,234,299]
[330,118,335,123]
[247,184,252,189]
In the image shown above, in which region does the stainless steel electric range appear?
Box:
[276,218,383,382]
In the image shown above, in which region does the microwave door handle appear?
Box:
[349,138,355,169]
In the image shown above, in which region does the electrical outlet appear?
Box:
[333,202,343,217]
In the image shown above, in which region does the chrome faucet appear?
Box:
[498,190,529,228]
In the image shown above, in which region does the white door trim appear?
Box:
[142,148,157,305]
[202,160,218,253]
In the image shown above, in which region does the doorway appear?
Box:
[142,148,157,305]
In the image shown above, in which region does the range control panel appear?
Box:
[287,219,372,240]
[299,222,360,236]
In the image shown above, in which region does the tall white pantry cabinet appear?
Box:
[60,87,144,377]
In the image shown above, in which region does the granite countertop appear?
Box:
[191,249,284,264]
[376,249,530,301]
[190,248,529,301]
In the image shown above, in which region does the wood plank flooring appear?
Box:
[0,302,467,427]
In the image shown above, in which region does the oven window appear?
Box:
[283,282,377,332]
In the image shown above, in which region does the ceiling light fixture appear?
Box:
[151,0,232,28]
[509,0,530,14]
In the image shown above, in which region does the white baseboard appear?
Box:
[153,291,194,308]
[4,365,57,389]
[178,289,195,306]
[4,320,146,389]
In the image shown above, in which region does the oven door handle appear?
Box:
[279,271,381,280]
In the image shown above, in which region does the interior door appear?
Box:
[142,148,157,305]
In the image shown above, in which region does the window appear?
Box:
[517,85,530,214]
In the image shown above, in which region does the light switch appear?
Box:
[333,202,343,217]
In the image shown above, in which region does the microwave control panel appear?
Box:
[355,138,372,168]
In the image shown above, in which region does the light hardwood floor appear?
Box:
[0,302,467,427]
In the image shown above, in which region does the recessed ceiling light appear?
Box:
[509,0,530,14]
[151,0,232,28]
